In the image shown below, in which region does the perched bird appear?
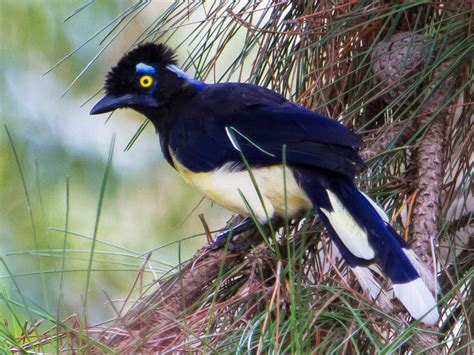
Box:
[91,43,439,325]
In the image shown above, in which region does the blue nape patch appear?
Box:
[136,63,156,75]
[165,64,185,79]
[166,64,206,90]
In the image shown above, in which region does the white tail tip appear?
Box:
[403,248,438,293]
[393,278,439,325]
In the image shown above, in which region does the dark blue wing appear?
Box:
[230,100,362,148]
[168,83,364,177]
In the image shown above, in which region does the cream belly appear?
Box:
[171,156,311,222]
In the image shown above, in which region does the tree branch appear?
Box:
[410,59,456,271]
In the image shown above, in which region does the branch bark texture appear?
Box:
[371,33,456,272]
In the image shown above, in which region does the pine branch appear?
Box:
[410,59,457,271]
[100,216,263,351]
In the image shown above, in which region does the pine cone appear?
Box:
[371,32,435,103]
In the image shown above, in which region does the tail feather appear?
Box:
[294,168,439,325]
[379,222,439,295]
[402,248,438,293]
[351,266,392,310]
[393,280,439,325]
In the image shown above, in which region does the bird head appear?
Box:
[90,43,202,115]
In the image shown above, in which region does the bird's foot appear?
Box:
[205,217,254,252]
[205,229,242,252]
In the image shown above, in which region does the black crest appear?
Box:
[105,43,177,95]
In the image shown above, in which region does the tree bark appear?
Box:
[410,59,454,272]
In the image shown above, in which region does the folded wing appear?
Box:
[174,83,364,176]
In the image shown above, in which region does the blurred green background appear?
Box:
[0,1,229,325]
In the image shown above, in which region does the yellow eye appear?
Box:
[139,75,153,88]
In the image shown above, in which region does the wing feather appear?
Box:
[169,83,364,177]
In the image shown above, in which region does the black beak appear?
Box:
[90,94,130,115]
[90,94,160,115]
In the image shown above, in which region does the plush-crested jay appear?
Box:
[90,43,439,325]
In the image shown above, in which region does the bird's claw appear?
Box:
[205,230,242,253]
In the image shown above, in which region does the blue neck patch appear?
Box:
[166,64,206,90]
[136,63,156,75]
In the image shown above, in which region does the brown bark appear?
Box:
[410,59,455,271]
[410,115,446,269]
[371,33,457,272]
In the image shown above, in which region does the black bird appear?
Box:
[90,43,438,324]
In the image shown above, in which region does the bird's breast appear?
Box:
[170,153,311,221]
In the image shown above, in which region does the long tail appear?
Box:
[294,167,439,325]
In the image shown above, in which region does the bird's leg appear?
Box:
[207,217,254,251]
